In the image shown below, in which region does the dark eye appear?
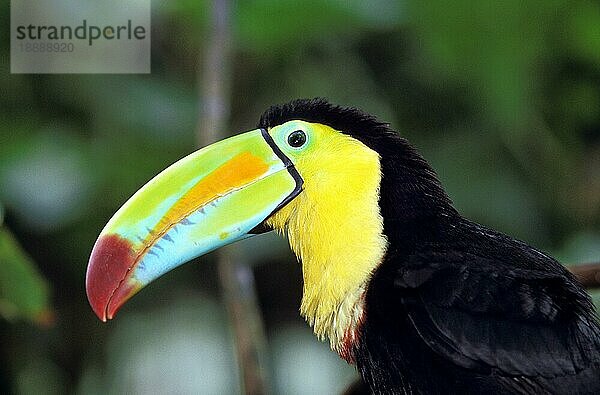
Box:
[287,130,307,148]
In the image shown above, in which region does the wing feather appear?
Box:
[393,237,600,379]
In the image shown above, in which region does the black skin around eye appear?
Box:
[288,130,307,147]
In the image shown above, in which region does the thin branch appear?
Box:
[218,252,271,395]
[197,1,270,394]
[570,262,600,290]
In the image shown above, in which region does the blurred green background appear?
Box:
[1,0,600,394]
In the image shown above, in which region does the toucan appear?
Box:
[86,99,600,394]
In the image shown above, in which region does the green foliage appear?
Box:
[0,219,52,325]
[235,0,402,54]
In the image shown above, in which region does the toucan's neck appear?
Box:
[264,133,388,354]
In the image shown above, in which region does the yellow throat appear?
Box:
[265,121,388,352]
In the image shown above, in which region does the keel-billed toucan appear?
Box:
[86,99,600,394]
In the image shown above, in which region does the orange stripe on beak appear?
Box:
[148,151,270,243]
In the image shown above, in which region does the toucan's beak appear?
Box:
[86,129,302,321]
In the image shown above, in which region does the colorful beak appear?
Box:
[86,129,302,321]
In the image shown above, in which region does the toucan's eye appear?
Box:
[287,130,307,148]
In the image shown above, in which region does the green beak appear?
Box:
[86,129,302,321]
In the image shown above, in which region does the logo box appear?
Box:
[11,0,151,74]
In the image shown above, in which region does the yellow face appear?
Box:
[265,121,388,349]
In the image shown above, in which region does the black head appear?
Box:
[259,98,457,243]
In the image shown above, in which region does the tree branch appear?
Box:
[570,262,600,290]
[197,1,270,393]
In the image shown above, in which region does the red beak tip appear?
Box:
[86,234,137,322]
[86,290,108,322]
